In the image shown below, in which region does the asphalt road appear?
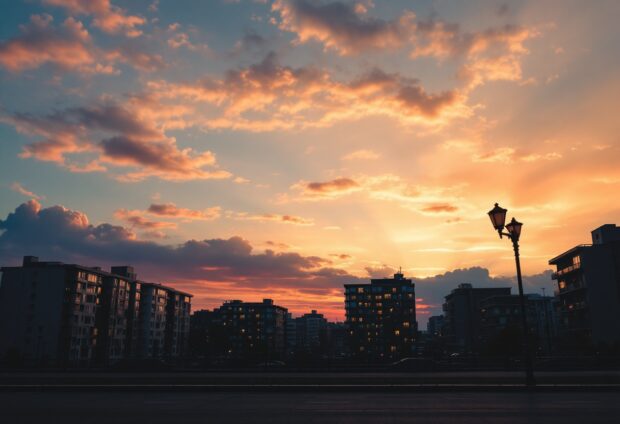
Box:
[2,391,620,423]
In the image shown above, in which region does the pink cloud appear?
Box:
[43,0,146,37]
[0,14,96,72]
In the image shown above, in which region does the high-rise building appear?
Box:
[549,224,620,347]
[0,256,192,366]
[211,299,287,361]
[344,271,417,361]
[442,284,512,354]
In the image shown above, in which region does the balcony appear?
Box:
[552,262,581,280]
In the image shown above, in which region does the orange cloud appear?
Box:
[114,209,177,230]
[147,203,221,221]
[43,0,146,37]
[2,101,231,182]
[272,0,415,55]
[421,203,458,214]
[148,53,468,131]
[0,14,97,72]
[10,182,44,201]
[227,211,315,226]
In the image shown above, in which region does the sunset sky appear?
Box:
[1,0,619,325]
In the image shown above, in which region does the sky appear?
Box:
[0,0,619,326]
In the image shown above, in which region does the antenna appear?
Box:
[541,287,546,297]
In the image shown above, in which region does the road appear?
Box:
[1,391,620,423]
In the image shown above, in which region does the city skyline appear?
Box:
[1,0,620,325]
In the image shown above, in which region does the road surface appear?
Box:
[2,391,620,423]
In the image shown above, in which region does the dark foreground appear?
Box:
[1,391,620,423]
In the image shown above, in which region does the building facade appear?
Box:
[427,315,445,337]
[0,257,192,366]
[479,294,557,355]
[442,284,512,354]
[211,299,288,361]
[286,310,328,356]
[344,271,417,361]
[549,224,620,347]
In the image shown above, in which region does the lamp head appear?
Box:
[506,217,523,241]
[488,203,508,235]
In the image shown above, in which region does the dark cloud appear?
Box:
[0,201,330,284]
[274,1,535,60]
[365,265,397,279]
[272,0,412,54]
[0,14,95,72]
[3,100,229,181]
[306,177,359,193]
[70,104,162,140]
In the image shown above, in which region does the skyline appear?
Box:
[1,0,619,325]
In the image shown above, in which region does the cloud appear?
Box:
[106,42,165,72]
[330,253,351,260]
[9,183,45,201]
[2,101,231,182]
[147,203,221,221]
[307,177,359,193]
[114,208,177,230]
[421,203,458,214]
[291,177,361,199]
[0,13,161,74]
[288,174,462,214]
[99,136,230,182]
[342,149,380,160]
[148,53,468,131]
[227,211,314,226]
[43,0,146,37]
[272,1,537,88]
[410,267,555,320]
[365,265,397,278]
[0,14,99,72]
[0,200,333,285]
[272,0,414,55]
[272,1,536,60]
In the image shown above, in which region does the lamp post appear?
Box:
[487,203,536,387]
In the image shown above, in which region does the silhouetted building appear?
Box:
[0,256,192,366]
[189,309,215,358]
[344,271,417,361]
[286,310,328,356]
[427,315,445,337]
[325,322,348,359]
[479,294,557,355]
[212,299,287,361]
[549,224,620,348]
[442,284,511,354]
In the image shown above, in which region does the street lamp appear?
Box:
[487,203,535,387]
